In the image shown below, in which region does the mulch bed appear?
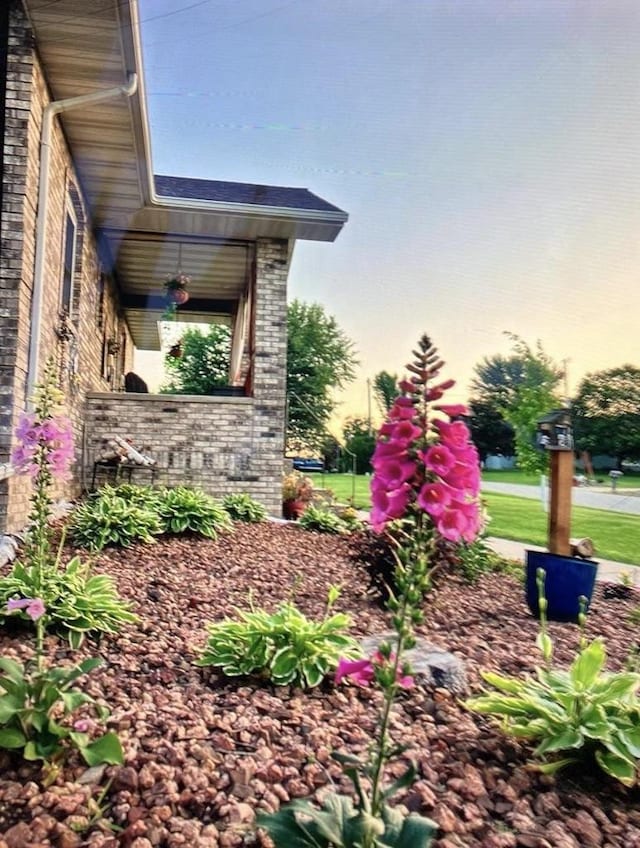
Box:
[1,522,640,847]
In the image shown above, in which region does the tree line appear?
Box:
[161,307,640,472]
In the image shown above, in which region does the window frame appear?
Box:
[60,201,78,320]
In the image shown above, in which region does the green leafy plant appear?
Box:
[298,505,349,534]
[0,599,123,781]
[197,587,359,688]
[96,482,162,510]
[222,492,267,523]
[467,569,640,785]
[155,486,232,538]
[282,472,314,503]
[454,537,517,584]
[259,335,477,846]
[258,792,436,848]
[69,493,161,551]
[0,553,137,649]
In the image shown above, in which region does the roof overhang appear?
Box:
[21,0,348,348]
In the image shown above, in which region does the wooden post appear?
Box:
[548,448,573,555]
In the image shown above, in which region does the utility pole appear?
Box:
[561,358,571,406]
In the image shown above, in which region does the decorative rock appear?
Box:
[360,633,467,694]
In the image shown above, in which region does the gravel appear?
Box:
[1,522,639,847]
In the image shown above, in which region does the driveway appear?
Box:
[481,481,640,516]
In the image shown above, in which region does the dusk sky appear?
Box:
[138,0,640,424]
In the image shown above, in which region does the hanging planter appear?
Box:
[168,341,183,360]
[164,272,191,305]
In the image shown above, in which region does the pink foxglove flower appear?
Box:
[6,597,46,621]
[369,336,480,545]
[336,654,414,689]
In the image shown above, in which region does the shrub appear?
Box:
[69,493,161,551]
[298,505,348,534]
[196,589,360,688]
[0,555,137,648]
[282,472,313,504]
[454,537,520,583]
[222,493,267,523]
[155,486,232,538]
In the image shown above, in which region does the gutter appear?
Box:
[26,73,138,404]
[122,4,347,231]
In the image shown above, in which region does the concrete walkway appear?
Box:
[482,481,640,516]
[486,536,636,584]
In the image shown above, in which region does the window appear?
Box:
[61,207,77,316]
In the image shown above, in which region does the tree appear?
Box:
[470,334,562,473]
[287,300,358,451]
[372,371,398,416]
[341,417,375,474]
[161,324,231,394]
[573,365,640,467]
[468,400,514,461]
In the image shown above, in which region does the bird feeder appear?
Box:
[536,408,574,555]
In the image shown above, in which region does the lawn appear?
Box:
[484,492,640,565]
[483,468,640,489]
[309,473,640,565]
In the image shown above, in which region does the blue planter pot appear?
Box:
[525,550,598,622]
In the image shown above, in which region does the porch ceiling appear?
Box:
[104,233,249,351]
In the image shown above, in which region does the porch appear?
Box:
[84,391,283,515]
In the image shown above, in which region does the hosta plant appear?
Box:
[3,362,136,642]
[155,486,232,538]
[298,505,348,534]
[466,569,640,785]
[95,482,162,510]
[0,553,137,649]
[69,492,161,551]
[197,586,360,688]
[0,599,123,781]
[259,334,479,847]
[222,492,267,523]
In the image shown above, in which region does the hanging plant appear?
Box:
[168,341,183,360]
[164,272,191,305]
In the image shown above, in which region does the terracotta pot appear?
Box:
[167,288,190,305]
[283,499,307,520]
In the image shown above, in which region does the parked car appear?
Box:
[292,457,325,473]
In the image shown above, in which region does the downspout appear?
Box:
[26,73,138,404]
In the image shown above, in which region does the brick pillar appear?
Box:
[253,238,289,515]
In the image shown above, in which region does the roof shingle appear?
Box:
[154,175,346,215]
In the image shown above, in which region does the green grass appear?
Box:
[308,473,640,565]
[484,492,640,565]
[483,468,640,489]
[308,473,371,509]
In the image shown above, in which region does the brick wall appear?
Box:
[84,238,290,515]
[0,3,133,533]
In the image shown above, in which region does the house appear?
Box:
[0,0,347,532]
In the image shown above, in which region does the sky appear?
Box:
[137,0,640,428]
